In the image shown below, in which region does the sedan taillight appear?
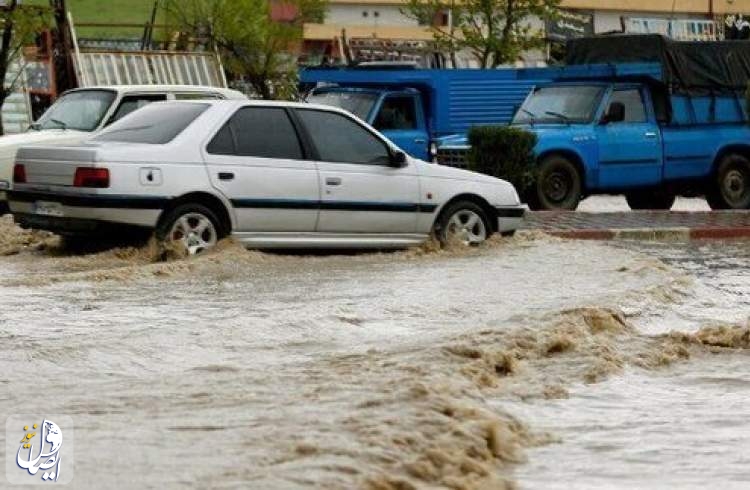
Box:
[13,163,26,183]
[74,167,110,188]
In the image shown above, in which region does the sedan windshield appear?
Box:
[512,85,605,125]
[307,91,377,121]
[93,102,209,144]
[34,89,117,131]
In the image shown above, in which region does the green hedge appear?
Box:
[466,125,538,194]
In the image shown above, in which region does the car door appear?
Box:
[294,108,420,234]
[596,86,663,188]
[203,106,320,232]
[372,93,430,160]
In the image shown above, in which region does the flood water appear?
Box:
[0,217,748,489]
[511,241,750,490]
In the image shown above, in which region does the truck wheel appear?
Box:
[706,154,750,210]
[156,203,224,255]
[435,200,491,246]
[625,190,676,210]
[527,155,582,210]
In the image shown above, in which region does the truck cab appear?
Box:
[307,87,430,160]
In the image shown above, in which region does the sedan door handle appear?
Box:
[644,132,658,139]
[414,138,427,144]
[218,172,235,181]
[326,177,342,186]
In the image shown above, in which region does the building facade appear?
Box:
[300,0,750,66]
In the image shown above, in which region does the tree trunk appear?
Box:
[0,1,18,136]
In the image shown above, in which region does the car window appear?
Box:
[206,124,235,155]
[94,102,209,144]
[206,107,303,160]
[107,94,168,125]
[35,89,116,131]
[609,89,647,123]
[296,109,391,165]
[374,96,418,130]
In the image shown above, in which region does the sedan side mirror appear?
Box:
[390,150,408,167]
[602,101,625,124]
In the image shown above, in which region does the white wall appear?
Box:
[326,5,420,26]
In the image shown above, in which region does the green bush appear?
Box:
[466,125,538,194]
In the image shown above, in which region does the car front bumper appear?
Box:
[495,206,525,233]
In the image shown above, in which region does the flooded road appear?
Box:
[0,215,748,489]
[512,240,750,490]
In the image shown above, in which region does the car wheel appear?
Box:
[527,155,582,211]
[625,190,676,210]
[706,154,750,210]
[435,201,490,246]
[157,203,223,255]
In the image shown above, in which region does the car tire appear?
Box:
[435,200,491,246]
[706,154,750,210]
[625,190,676,210]
[527,155,582,211]
[156,203,224,256]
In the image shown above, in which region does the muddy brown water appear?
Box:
[0,217,748,489]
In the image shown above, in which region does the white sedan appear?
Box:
[9,100,524,253]
[0,85,245,213]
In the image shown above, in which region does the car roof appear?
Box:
[156,98,363,117]
[64,85,246,99]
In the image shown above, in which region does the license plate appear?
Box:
[32,201,64,217]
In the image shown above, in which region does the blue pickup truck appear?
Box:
[300,64,572,161]
[439,36,750,210]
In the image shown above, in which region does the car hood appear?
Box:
[414,158,504,184]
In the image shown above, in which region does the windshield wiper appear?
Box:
[28,122,41,131]
[48,118,68,130]
[519,108,537,126]
[544,111,571,125]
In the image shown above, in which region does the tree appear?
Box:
[402,0,560,69]
[164,0,326,100]
[0,2,51,135]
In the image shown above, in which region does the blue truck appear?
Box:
[301,35,750,211]
[300,64,574,161]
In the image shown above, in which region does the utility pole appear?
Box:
[49,0,76,92]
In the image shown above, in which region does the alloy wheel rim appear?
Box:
[169,213,218,255]
[446,209,487,245]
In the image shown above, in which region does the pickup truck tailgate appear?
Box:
[16,146,98,187]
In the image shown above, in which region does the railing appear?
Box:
[624,18,719,41]
[73,51,227,87]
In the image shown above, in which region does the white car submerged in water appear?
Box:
[0,85,246,212]
[9,100,524,253]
